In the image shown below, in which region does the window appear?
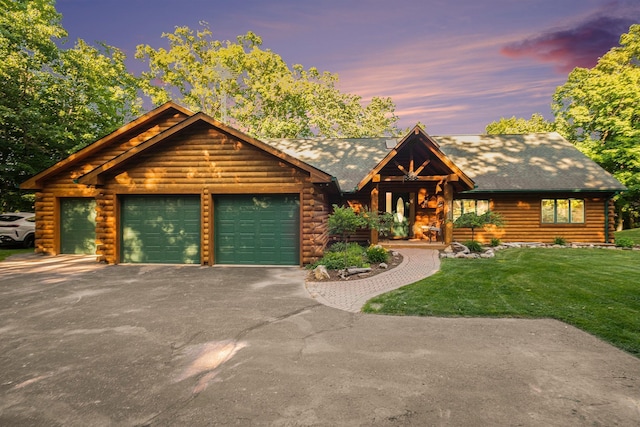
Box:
[541,199,585,224]
[453,199,489,221]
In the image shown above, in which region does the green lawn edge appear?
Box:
[615,227,640,243]
[363,248,640,358]
[0,248,32,262]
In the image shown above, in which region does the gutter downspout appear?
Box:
[605,194,611,243]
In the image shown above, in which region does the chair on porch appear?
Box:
[420,222,442,243]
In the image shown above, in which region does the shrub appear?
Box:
[464,240,483,253]
[553,236,567,245]
[311,243,368,270]
[366,245,389,263]
[490,238,501,247]
[454,211,505,241]
[615,237,635,248]
[327,241,347,253]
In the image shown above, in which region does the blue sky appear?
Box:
[57,0,639,134]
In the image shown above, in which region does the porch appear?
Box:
[380,239,448,251]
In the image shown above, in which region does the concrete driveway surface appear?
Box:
[0,254,638,426]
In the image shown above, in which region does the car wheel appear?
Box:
[23,234,35,248]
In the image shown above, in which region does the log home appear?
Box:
[21,102,626,265]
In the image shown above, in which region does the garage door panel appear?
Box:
[60,198,97,255]
[121,196,200,264]
[214,195,299,265]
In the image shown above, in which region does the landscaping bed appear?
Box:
[306,244,403,282]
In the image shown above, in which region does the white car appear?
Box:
[0,212,35,248]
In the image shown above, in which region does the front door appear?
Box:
[386,192,410,239]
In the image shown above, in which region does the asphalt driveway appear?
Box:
[0,254,638,426]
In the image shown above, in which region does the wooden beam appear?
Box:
[380,175,450,182]
[379,174,461,182]
[413,159,431,176]
[444,182,453,244]
[370,186,379,244]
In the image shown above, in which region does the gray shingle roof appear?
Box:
[436,133,626,193]
[265,133,625,194]
[265,137,398,192]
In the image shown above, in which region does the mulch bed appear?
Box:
[306,251,404,282]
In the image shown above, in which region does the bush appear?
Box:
[366,245,389,263]
[615,237,635,248]
[311,242,368,270]
[464,240,483,253]
[490,238,501,247]
[327,241,347,253]
[553,236,567,245]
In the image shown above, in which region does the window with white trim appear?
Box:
[452,199,489,221]
[541,199,585,224]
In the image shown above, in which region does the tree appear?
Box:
[135,24,401,138]
[0,0,142,211]
[453,211,504,243]
[485,113,555,134]
[552,24,640,229]
[327,205,368,245]
[327,204,391,267]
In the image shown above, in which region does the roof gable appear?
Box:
[77,112,334,186]
[356,126,475,191]
[21,102,193,189]
[266,126,475,193]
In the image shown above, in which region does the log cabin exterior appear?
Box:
[21,102,626,265]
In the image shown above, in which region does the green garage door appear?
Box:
[60,198,97,254]
[215,195,300,265]
[121,196,200,264]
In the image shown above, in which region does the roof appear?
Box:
[265,137,395,192]
[21,99,625,196]
[21,102,193,190]
[267,132,625,194]
[77,113,334,187]
[435,133,627,193]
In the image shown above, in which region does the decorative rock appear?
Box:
[313,265,330,280]
[379,262,388,269]
[345,267,372,276]
[451,242,470,254]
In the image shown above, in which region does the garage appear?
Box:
[120,195,201,264]
[214,195,300,265]
[60,198,97,254]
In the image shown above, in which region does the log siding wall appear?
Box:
[32,113,188,256]
[452,193,613,244]
[34,122,328,265]
[30,109,620,264]
[302,184,330,264]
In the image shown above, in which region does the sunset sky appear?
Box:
[57,0,639,135]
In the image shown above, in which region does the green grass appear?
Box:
[615,227,640,244]
[363,248,640,357]
[0,248,32,262]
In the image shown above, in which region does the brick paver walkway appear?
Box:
[305,248,440,312]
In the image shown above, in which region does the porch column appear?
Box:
[443,182,453,244]
[370,185,379,244]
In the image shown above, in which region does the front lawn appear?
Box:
[0,248,32,262]
[363,248,640,357]
[615,227,640,244]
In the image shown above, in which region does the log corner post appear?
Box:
[443,182,453,244]
[370,186,379,245]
